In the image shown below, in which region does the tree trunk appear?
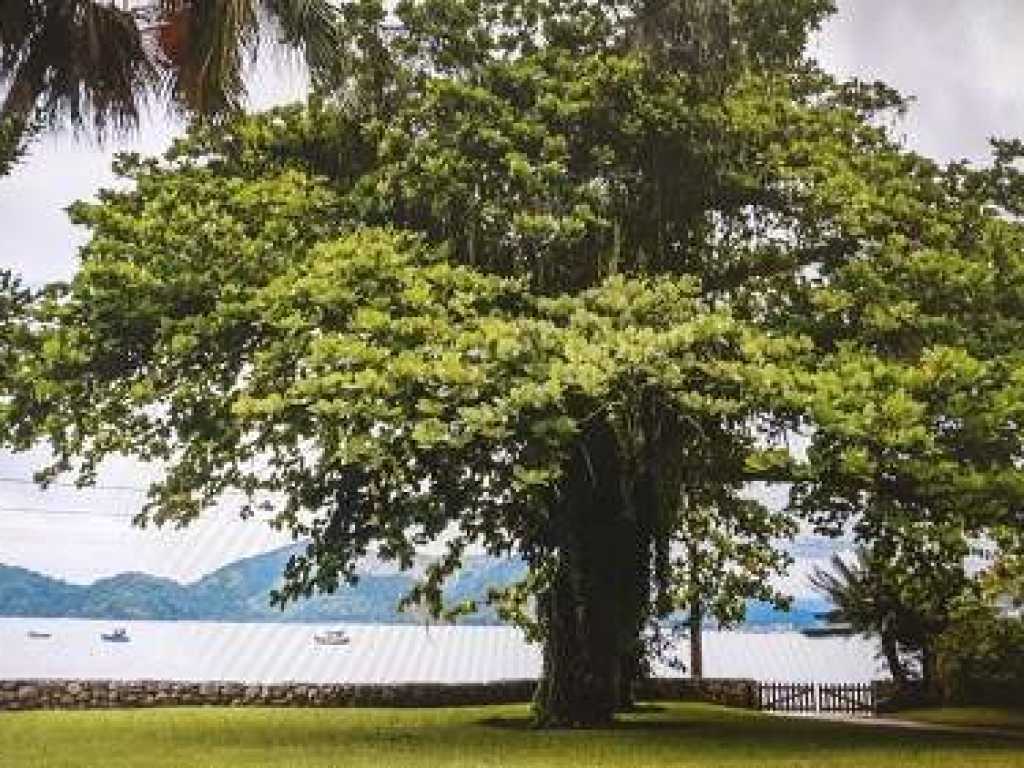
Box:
[920,643,939,701]
[534,555,621,727]
[533,421,635,728]
[688,539,703,680]
[616,466,658,712]
[689,603,704,680]
[880,632,907,687]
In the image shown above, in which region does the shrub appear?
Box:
[936,604,1024,707]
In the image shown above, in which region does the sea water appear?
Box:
[0,618,885,684]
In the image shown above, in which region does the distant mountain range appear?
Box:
[0,544,830,628]
[0,545,525,624]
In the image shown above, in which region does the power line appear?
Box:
[0,476,255,498]
[0,476,149,493]
[0,477,285,519]
[0,502,287,523]
[0,505,137,518]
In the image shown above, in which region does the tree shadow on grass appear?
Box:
[478,717,706,734]
[477,706,697,735]
[475,717,538,731]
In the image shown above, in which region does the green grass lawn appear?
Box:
[1,703,1021,768]
[893,707,1024,734]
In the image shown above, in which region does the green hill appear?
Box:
[0,547,829,627]
[0,565,80,617]
[0,546,522,623]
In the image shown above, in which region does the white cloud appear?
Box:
[0,506,290,584]
[812,0,1024,163]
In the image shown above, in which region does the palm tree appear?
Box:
[810,550,912,685]
[150,0,347,116]
[1,1,156,135]
[1,0,344,137]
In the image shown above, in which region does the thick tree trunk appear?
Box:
[534,554,621,727]
[616,467,657,712]
[617,645,644,711]
[533,421,638,728]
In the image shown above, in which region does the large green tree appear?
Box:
[3,0,1024,727]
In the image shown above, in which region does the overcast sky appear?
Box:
[2,0,1023,585]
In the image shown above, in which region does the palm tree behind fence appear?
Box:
[809,550,911,686]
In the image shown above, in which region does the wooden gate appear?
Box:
[818,683,875,714]
[756,683,816,713]
[757,683,876,715]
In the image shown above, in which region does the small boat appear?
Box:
[313,629,351,646]
[27,630,52,639]
[100,628,130,643]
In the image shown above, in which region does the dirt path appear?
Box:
[768,712,1024,741]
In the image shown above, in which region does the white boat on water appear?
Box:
[100,628,130,643]
[313,629,351,646]
[27,630,52,639]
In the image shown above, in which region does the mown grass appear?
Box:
[1,703,1021,768]
[894,706,1024,733]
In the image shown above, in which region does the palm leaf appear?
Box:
[156,0,257,116]
[1,0,158,135]
[261,0,345,80]
[2,0,346,137]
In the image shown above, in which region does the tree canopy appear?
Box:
[2,0,1023,726]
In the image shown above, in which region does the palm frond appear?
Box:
[158,0,258,116]
[261,0,344,81]
[2,0,346,135]
[1,0,158,135]
[0,1,36,67]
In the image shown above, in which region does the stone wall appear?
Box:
[0,677,757,712]
[637,678,759,709]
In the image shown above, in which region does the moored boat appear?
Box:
[313,629,350,646]
[100,628,130,643]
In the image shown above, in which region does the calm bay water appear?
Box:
[0,618,538,684]
[0,618,885,684]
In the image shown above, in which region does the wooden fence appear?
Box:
[757,682,875,715]
[757,683,816,713]
[818,683,874,714]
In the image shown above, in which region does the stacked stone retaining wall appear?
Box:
[639,677,759,709]
[0,678,757,712]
